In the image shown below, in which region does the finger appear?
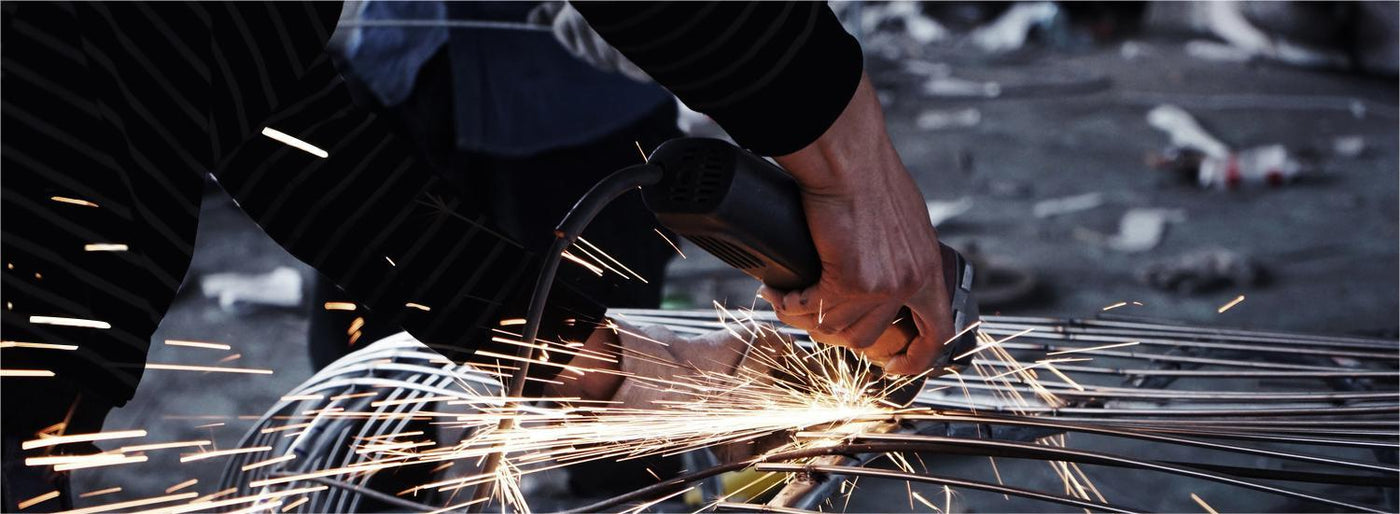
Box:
[832,302,905,355]
[773,286,823,316]
[805,301,867,339]
[884,336,940,376]
[774,310,869,351]
[886,289,955,375]
[771,308,817,334]
[757,285,785,310]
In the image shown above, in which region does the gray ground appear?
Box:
[72,31,1396,513]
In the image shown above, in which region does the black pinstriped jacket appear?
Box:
[0,1,861,406]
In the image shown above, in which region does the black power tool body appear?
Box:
[640,138,979,406]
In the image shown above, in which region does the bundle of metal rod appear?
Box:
[210,312,1395,513]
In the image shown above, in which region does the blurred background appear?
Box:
[73,1,1397,511]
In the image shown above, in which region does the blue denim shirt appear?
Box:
[344,1,671,156]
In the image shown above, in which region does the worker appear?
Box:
[0,3,950,510]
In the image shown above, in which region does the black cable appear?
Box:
[469,163,663,511]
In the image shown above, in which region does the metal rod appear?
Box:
[798,437,1387,512]
[754,463,1143,513]
[978,326,1398,361]
[872,416,1400,474]
[612,311,1397,362]
[713,502,820,513]
[916,400,1400,417]
[271,474,436,512]
[967,360,1399,379]
[611,309,1397,349]
[927,376,1399,402]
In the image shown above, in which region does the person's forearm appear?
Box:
[773,74,900,196]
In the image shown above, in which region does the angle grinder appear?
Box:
[639,138,979,406]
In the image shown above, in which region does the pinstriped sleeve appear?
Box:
[570,1,863,157]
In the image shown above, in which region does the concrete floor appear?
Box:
[72,32,1396,512]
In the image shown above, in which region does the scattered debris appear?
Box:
[1331,136,1366,158]
[916,108,981,130]
[1119,40,1147,60]
[969,2,1059,53]
[1151,144,1317,190]
[1076,208,1185,253]
[1033,192,1104,218]
[926,197,974,227]
[1184,39,1254,63]
[200,266,303,311]
[923,76,1001,98]
[1147,105,1230,158]
[985,179,1031,198]
[1137,248,1264,294]
[859,1,949,45]
[1186,1,1351,69]
[1147,105,1319,190]
[1196,144,1315,189]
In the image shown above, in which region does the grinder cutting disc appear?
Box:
[870,245,979,408]
[890,243,980,408]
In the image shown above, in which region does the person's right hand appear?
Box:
[758,74,955,376]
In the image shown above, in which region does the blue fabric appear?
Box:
[351,1,449,107]
[347,1,672,156]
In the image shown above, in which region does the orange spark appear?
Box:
[23,429,146,450]
[17,490,60,510]
[166,478,199,493]
[50,196,100,208]
[181,446,272,463]
[146,363,272,375]
[28,316,110,329]
[1217,295,1245,313]
[165,339,232,350]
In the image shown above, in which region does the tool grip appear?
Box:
[642,138,976,378]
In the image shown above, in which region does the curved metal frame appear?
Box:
[213,315,1397,513]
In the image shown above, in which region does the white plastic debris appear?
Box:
[201,266,303,310]
[1033,192,1104,218]
[1119,41,1146,60]
[924,76,1001,98]
[1184,39,1254,63]
[1332,136,1365,158]
[969,2,1059,53]
[1197,144,1310,190]
[1147,105,1231,159]
[916,108,981,130]
[1076,209,1185,253]
[859,1,949,45]
[927,197,973,227]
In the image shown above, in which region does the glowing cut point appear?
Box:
[261,127,328,158]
